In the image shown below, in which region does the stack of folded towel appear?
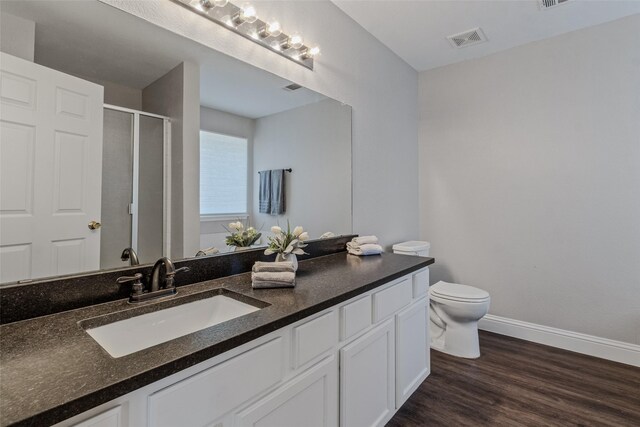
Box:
[346,235,384,256]
[252,261,296,288]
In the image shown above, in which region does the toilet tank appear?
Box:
[392,241,430,257]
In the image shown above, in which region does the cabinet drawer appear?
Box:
[372,277,412,322]
[71,406,121,427]
[412,268,429,299]
[148,337,285,427]
[340,295,372,341]
[293,310,338,368]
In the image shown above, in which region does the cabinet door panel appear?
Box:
[396,299,430,407]
[340,319,395,427]
[236,356,338,427]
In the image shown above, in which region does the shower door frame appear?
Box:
[103,104,172,258]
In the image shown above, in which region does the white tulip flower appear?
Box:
[271,226,282,234]
[293,226,303,237]
[299,232,309,241]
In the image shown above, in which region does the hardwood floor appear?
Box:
[387,331,640,427]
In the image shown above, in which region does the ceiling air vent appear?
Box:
[283,83,303,91]
[447,27,487,49]
[539,0,571,10]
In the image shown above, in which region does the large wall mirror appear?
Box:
[0,0,352,285]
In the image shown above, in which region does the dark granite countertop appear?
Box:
[0,252,433,426]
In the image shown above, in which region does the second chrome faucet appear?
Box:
[116,257,190,303]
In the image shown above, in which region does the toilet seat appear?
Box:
[430,281,490,303]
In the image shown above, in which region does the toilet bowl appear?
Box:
[429,281,490,359]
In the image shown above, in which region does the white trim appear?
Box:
[163,119,172,257]
[104,103,169,120]
[200,214,249,222]
[131,112,140,252]
[479,314,640,367]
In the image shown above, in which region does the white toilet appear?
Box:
[429,281,490,359]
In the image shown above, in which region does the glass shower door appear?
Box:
[100,107,169,269]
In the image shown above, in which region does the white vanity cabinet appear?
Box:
[62,267,430,427]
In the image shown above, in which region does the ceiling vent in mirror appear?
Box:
[447,27,487,49]
[283,83,303,91]
[539,0,571,10]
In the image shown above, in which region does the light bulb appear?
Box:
[241,5,258,23]
[289,34,303,49]
[233,4,258,25]
[267,21,282,37]
[300,46,320,60]
[259,20,282,38]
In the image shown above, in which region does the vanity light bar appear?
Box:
[172,0,319,70]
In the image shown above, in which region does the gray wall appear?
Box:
[253,99,352,239]
[100,0,419,250]
[419,15,640,345]
[0,13,35,61]
[96,79,142,110]
[143,62,201,259]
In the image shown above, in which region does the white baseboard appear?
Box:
[478,314,640,367]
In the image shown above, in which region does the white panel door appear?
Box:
[395,298,430,408]
[236,355,338,427]
[0,52,103,282]
[340,318,395,427]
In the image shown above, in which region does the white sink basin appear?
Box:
[86,295,261,358]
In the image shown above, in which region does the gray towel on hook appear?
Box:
[270,169,286,215]
[258,170,271,213]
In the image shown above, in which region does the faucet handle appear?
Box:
[116,273,143,284]
[164,267,190,289]
[116,273,145,296]
[175,266,191,274]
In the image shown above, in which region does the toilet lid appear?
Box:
[430,281,490,302]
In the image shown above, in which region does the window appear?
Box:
[199,131,248,217]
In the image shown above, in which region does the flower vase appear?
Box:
[233,246,252,252]
[275,253,298,271]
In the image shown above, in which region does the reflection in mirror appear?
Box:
[0,0,352,285]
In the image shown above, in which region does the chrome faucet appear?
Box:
[116,257,190,303]
[121,247,140,266]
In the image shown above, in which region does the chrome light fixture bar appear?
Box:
[171,0,319,70]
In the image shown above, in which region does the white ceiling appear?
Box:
[333,0,640,71]
[1,0,325,119]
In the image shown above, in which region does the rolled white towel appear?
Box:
[352,235,378,245]
[252,261,295,273]
[347,243,383,256]
[195,247,219,256]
